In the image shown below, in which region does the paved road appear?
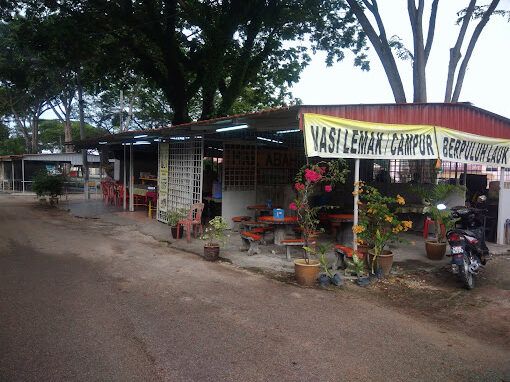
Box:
[0,195,508,381]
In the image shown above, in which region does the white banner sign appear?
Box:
[436,127,510,167]
[303,113,438,160]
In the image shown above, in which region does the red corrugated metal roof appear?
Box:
[298,103,510,139]
[74,103,510,147]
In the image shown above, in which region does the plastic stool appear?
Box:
[423,219,445,238]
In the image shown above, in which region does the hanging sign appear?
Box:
[157,143,169,223]
[436,127,510,167]
[303,114,438,160]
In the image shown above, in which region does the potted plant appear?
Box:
[346,251,370,287]
[304,244,343,287]
[167,208,188,239]
[353,182,413,277]
[201,216,228,261]
[290,160,349,286]
[414,183,464,260]
[32,169,65,206]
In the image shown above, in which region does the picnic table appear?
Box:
[328,213,354,243]
[258,216,299,245]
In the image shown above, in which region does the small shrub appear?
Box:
[32,169,65,198]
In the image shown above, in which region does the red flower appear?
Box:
[289,202,297,210]
[295,182,305,191]
[319,166,326,174]
[325,185,332,192]
[304,168,321,182]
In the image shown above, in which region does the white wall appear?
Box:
[114,159,120,181]
[222,190,256,229]
[498,187,510,244]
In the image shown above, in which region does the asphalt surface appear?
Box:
[0,195,509,381]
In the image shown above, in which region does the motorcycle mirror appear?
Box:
[437,203,447,210]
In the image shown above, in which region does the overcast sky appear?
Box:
[290,0,510,119]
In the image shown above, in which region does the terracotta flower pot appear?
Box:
[368,249,394,277]
[425,240,447,260]
[204,244,220,261]
[294,259,320,286]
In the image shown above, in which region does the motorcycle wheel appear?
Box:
[458,253,475,290]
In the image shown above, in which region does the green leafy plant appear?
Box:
[201,216,228,246]
[412,182,465,243]
[303,243,334,278]
[32,169,65,198]
[291,160,349,263]
[166,208,188,227]
[353,182,413,272]
[346,251,366,277]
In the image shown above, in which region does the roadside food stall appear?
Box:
[74,103,510,245]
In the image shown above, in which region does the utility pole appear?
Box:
[77,70,89,200]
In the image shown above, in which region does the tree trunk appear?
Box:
[408,0,427,102]
[444,0,476,102]
[451,0,500,102]
[31,118,39,154]
[77,71,89,200]
[347,0,407,103]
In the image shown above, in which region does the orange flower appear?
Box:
[352,225,366,234]
[385,216,393,223]
[403,220,412,229]
[396,194,405,205]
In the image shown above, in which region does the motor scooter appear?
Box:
[445,197,489,289]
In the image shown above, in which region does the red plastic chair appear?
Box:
[423,219,445,238]
[177,203,205,243]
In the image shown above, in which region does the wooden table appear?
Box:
[258,216,299,245]
[328,214,354,243]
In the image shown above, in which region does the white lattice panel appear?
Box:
[157,143,169,223]
[167,138,204,213]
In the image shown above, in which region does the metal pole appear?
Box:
[353,159,360,250]
[497,167,505,244]
[119,90,124,132]
[22,159,25,192]
[129,143,134,212]
[123,144,127,210]
[11,161,14,191]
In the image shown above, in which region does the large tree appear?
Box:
[9,0,366,125]
[342,0,506,103]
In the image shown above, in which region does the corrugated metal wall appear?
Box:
[298,103,510,139]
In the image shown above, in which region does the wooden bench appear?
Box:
[333,245,363,271]
[240,232,262,255]
[281,238,316,261]
[242,221,266,232]
[231,216,252,232]
[252,226,274,245]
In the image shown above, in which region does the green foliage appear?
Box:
[166,208,188,227]
[346,251,366,277]
[38,120,107,152]
[201,216,228,246]
[5,1,367,125]
[292,159,349,261]
[355,183,413,272]
[32,169,65,198]
[0,135,24,155]
[412,182,465,242]
[304,243,334,278]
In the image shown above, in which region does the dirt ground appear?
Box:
[1,194,509,381]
